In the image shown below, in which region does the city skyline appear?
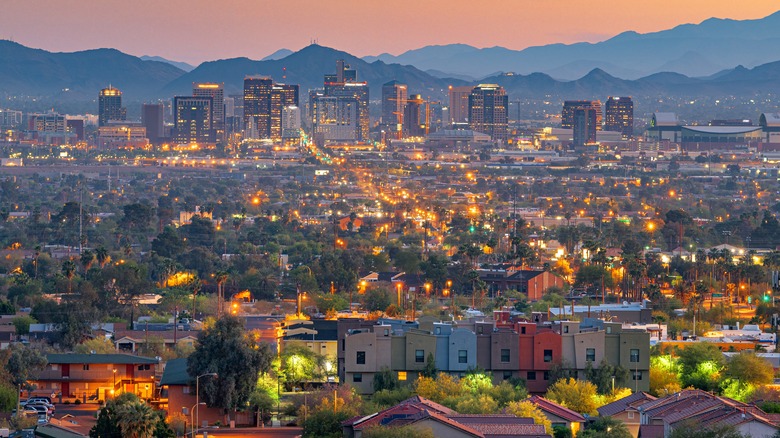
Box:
[1,0,778,64]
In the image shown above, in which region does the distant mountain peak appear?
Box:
[261,48,293,61]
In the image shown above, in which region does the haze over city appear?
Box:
[1,0,778,63]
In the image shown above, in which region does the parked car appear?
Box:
[24,405,51,417]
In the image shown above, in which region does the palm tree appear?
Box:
[214,270,229,318]
[80,249,95,273]
[116,401,157,438]
[62,259,76,294]
[95,246,110,268]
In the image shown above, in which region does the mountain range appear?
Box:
[364,11,780,80]
[4,10,780,112]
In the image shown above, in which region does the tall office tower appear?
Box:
[142,103,164,145]
[282,106,301,139]
[308,89,325,129]
[98,86,126,127]
[173,96,214,145]
[243,76,273,139]
[403,94,426,137]
[312,96,360,143]
[604,96,634,139]
[318,60,369,141]
[270,84,299,140]
[561,100,602,130]
[448,85,473,125]
[381,80,407,138]
[573,108,598,148]
[193,82,225,141]
[468,84,508,142]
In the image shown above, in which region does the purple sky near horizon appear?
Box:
[2,0,779,64]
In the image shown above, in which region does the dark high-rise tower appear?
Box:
[573,108,597,148]
[142,103,164,145]
[243,76,273,139]
[98,86,126,127]
[604,96,634,139]
[403,94,426,137]
[468,84,508,142]
[173,96,214,145]
[562,100,602,130]
[382,80,407,139]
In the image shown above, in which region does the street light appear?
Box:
[188,402,206,438]
[196,373,217,434]
[112,368,117,397]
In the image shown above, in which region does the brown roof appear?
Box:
[639,424,665,438]
[529,395,586,423]
[449,415,548,437]
[598,391,657,417]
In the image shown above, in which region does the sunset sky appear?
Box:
[3,0,779,64]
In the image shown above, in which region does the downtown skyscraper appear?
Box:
[604,96,634,139]
[243,76,298,140]
[98,86,126,127]
[381,80,407,139]
[193,82,225,142]
[311,60,370,143]
[468,84,508,142]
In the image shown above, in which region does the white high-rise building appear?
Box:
[282,106,301,139]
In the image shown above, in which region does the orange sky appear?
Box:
[2,0,779,64]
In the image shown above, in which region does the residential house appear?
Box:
[637,390,778,438]
[158,358,229,428]
[528,395,586,436]
[31,353,158,402]
[342,396,551,438]
[597,391,657,437]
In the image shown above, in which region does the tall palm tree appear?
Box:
[116,401,157,438]
[95,246,110,268]
[80,249,95,273]
[214,270,229,318]
[62,259,76,294]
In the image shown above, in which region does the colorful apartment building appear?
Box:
[343,316,650,394]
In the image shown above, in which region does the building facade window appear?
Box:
[521,327,526,334]
[586,348,595,362]
[628,412,635,419]
[630,349,640,363]
[527,371,536,381]
[564,325,569,333]
[398,371,407,381]
[544,350,553,363]
[543,371,550,381]
[353,373,363,383]
[632,371,642,380]
[503,371,512,380]
[458,350,468,364]
[500,349,510,363]
[415,349,424,363]
[82,364,89,371]
[356,351,366,365]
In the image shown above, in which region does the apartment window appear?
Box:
[353,373,362,383]
[627,412,635,419]
[630,349,640,363]
[543,350,553,363]
[138,364,150,371]
[633,371,642,381]
[356,351,366,365]
[182,386,190,394]
[383,329,389,336]
[415,349,425,363]
[527,371,537,381]
[82,364,90,371]
[500,349,510,363]
[606,326,612,334]
[478,326,484,334]
[564,325,569,333]
[458,350,468,364]
[586,348,596,362]
[503,371,512,380]
[521,326,526,334]
[543,371,550,381]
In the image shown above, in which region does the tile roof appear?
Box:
[450,415,547,437]
[639,424,665,438]
[529,395,586,423]
[598,391,657,417]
